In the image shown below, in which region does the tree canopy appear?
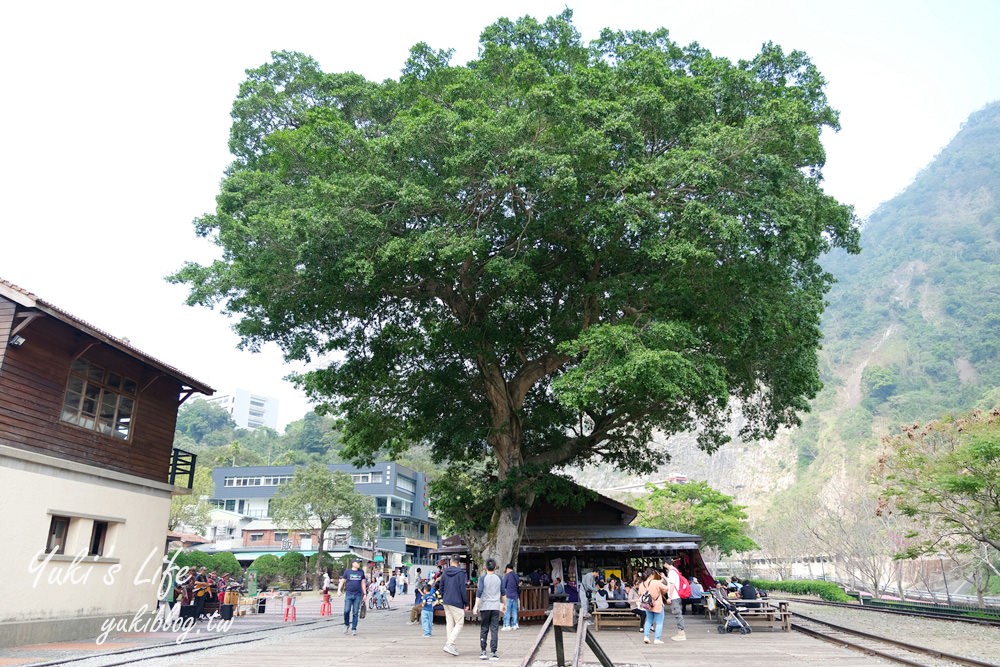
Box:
[876,407,1000,555]
[634,480,757,556]
[171,10,858,565]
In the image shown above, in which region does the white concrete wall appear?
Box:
[0,446,175,628]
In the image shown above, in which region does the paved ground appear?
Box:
[0,594,888,666]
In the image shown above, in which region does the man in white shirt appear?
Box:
[664,564,685,641]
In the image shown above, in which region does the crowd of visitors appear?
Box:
[327,556,732,656]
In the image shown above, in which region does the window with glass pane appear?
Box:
[89,521,109,556]
[60,358,138,440]
[48,516,70,555]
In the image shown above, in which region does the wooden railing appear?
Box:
[455,584,551,621]
[168,447,196,489]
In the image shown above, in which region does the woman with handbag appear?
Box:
[637,569,669,645]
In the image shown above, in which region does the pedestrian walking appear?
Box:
[439,556,469,656]
[338,558,368,636]
[476,558,502,661]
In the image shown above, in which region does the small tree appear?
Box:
[876,407,1000,555]
[210,552,244,578]
[168,466,215,533]
[270,463,376,588]
[279,552,307,589]
[252,554,281,590]
[634,481,757,556]
[807,482,895,598]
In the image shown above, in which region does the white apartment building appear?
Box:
[206,389,279,430]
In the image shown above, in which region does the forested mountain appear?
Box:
[578,101,1000,516]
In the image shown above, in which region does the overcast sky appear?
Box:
[2,1,998,429]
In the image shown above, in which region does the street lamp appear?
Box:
[937,554,953,606]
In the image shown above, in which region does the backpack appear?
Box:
[639,586,655,611]
[677,574,692,599]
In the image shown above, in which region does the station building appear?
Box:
[0,279,211,646]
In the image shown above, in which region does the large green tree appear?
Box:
[172,11,858,566]
[269,463,376,588]
[634,481,757,556]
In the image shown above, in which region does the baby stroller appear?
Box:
[711,590,752,635]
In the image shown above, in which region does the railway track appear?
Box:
[24,617,343,667]
[791,611,999,667]
[790,597,1000,627]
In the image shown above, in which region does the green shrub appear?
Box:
[747,579,854,602]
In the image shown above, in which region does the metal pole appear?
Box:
[939,556,952,606]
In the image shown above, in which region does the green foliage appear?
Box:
[170,550,213,572]
[817,102,1000,446]
[876,407,1000,555]
[634,481,757,555]
[173,398,346,466]
[861,365,896,405]
[168,466,215,532]
[171,10,858,561]
[748,578,853,602]
[308,552,339,577]
[429,463,590,538]
[175,399,235,444]
[251,554,282,590]
[210,551,243,577]
[428,464,501,538]
[278,552,308,588]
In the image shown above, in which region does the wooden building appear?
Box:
[433,482,717,620]
[0,279,213,647]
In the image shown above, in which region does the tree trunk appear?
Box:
[482,503,530,570]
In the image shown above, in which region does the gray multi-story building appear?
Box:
[210,462,438,566]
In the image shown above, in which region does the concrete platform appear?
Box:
[0,595,889,666]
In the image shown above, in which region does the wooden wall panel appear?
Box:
[0,300,188,484]
[0,299,14,371]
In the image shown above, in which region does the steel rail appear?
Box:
[22,616,342,667]
[791,598,1000,627]
[792,611,998,667]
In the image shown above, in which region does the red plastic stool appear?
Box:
[283,595,297,622]
[320,593,332,617]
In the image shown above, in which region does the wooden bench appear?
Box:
[592,608,641,631]
[734,600,791,631]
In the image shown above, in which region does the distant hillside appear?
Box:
[576,101,1000,514]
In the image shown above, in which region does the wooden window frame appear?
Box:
[60,358,138,441]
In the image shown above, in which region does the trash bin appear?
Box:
[258,598,267,614]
